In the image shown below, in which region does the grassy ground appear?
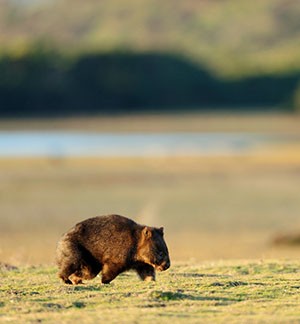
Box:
[1,261,300,323]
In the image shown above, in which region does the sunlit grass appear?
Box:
[1,261,300,323]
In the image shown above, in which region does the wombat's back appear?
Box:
[76,214,137,233]
[73,215,139,240]
[67,215,140,259]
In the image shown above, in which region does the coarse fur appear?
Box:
[56,214,170,284]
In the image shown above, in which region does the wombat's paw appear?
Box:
[144,275,155,282]
[69,274,83,285]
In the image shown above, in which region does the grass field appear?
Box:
[1,114,300,322]
[2,261,300,323]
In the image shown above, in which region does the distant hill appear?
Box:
[1,0,300,77]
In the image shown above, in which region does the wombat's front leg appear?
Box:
[68,273,83,285]
[101,263,122,284]
[135,263,156,282]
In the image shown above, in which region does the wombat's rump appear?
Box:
[56,214,170,284]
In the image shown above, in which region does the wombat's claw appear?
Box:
[63,279,73,285]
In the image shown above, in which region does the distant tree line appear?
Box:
[0,51,299,117]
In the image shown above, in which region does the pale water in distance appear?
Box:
[0,131,294,157]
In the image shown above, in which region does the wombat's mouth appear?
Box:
[155,261,170,272]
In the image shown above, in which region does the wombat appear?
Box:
[56,214,170,284]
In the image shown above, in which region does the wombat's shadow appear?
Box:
[62,273,242,306]
[174,272,230,278]
[64,285,102,292]
[63,272,229,292]
[171,294,241,303]
[147,289,241,305]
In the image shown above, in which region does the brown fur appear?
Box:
[56,214,170,284]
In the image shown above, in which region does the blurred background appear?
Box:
[0,0,300,265]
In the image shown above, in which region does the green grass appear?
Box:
[1,261,300,323]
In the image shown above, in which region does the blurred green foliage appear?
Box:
[0,0,300,115]
[1,0,300,76]
[293,83,300,112]
[0,51,299,116]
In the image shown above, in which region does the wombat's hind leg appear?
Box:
[58,261,82,285]
[135,263,156,282]
[81,264,101,281]
[101,263,122,284]
[59,275,73,285]
[80,253,102,281]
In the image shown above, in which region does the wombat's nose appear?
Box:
[163,259,170,270]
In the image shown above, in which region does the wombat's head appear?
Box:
[137,226,170,271]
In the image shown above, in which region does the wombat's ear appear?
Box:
[159,227,164,235]
[142,226,152,239]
